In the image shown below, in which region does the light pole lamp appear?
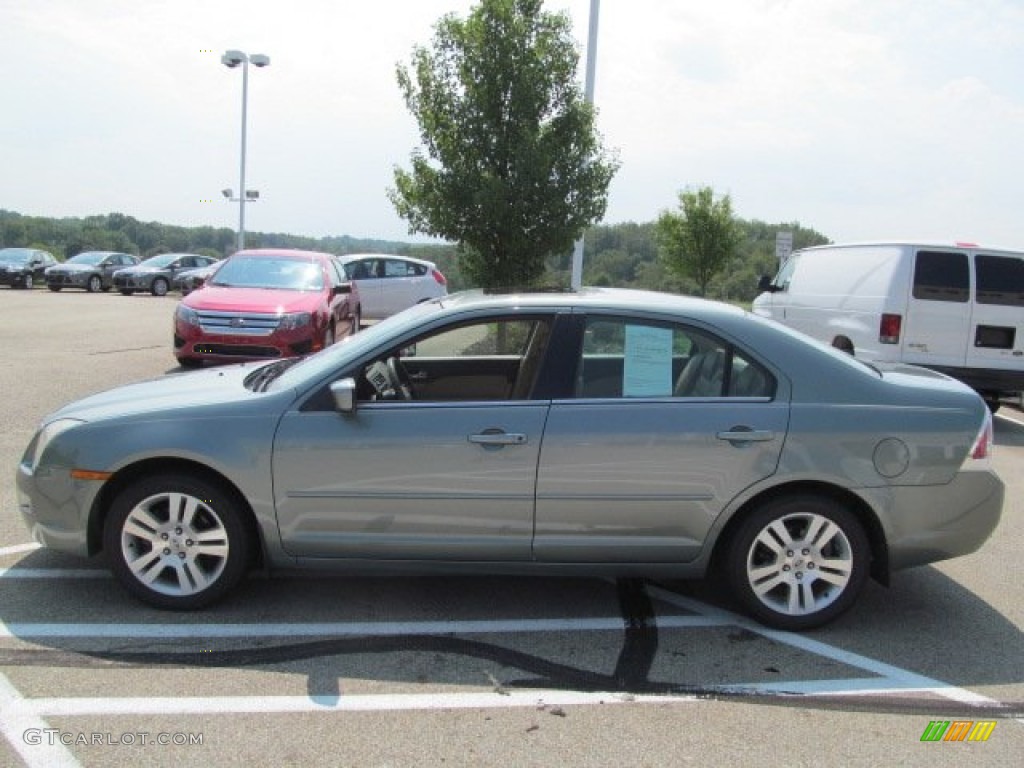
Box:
[222,49,270,251]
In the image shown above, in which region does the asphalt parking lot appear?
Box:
[1,288,1022,767]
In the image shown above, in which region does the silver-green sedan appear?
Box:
[15,289,1003,629]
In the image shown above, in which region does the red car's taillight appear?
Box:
[879,313,902,344]
[431,269,447,286]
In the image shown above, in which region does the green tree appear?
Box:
[390,0,618,291]
[655,186,741,297]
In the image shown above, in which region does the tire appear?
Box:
[120,289,134,296]
[103,473,251,610]
[323,322,335,349]
[724,495,869,630]
[48,285,61,292]
[178,357,203,369]
[152,277,169,297]
[86,274,102,293]
[351,306,361,334]
[22,274,34,290]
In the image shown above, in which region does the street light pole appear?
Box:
[570,0,600,291]
[221,50,270,251]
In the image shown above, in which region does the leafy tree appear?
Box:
[655,186,742,297]
[390,0,618,291]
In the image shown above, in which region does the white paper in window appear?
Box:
[623,325,673,397]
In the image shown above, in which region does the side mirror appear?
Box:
[330,378,357,414]
[757,275,778,293]
[333,283,352,296]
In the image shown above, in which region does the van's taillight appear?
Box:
[431,269,447,286]
[879,313,902,344]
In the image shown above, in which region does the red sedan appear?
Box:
[173,249,360,368]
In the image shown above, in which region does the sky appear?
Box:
[2,0,1023,248]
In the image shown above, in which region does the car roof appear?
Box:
[436,287,748,320]
[336,253,436,268]
[233,248,335,260]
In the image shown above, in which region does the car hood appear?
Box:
[46,363,276,425]
[184,286,322,314]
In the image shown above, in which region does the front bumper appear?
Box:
[16,461,97,557]
[45,272,90,288]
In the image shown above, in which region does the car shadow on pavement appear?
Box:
[1,550,1021,716]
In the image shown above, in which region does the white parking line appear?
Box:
[996,411,1024,428]
[19,690,698,717]
[649,587,1005,709]
[0,568,110,579]
[0,674,81,768]
[0,614,726,639]
[0,543,41,557]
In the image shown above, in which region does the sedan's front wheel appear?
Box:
[86,275,102,293]
[103,474,251,610]
[152,278,169,296]
[725,495,869,630]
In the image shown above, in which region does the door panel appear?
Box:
[274,402,549,560]
[535,399,788,563]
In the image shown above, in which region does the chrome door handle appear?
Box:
[716,429,775,443]
[469,432,528,446]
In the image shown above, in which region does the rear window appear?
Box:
[976,254,1024,307]
[912,250,969,303]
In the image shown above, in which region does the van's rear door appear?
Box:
[967,251,1024,377]
[902,249,971,369]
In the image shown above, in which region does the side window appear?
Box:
[384,260,411,278]
[976,255,1024,307]
[913,250,968,302]
[359,317,552,402]
[576,318,773,399]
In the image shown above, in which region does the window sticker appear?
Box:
[623,325,673,397]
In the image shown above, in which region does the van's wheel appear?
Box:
[983,398,1001,414]
[103,474,251,610]
[725,495,869,630]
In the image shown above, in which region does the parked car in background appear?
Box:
[19,288,1003,629]
[172,260,222,295]
[337,253,446,321]
[45,251,139,292]
[0,248,58,289]
[173,248,359,367]
[113,253,218,296]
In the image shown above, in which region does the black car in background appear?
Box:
[0,248,58,289]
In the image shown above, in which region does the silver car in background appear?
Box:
[337,253,447,321]
[15,289,1003,629]
[45,251,139,292]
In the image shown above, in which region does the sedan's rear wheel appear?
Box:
[103,474,251,609]
[725,495,869,630]
[86,275,102,293]
[152,277,169,297]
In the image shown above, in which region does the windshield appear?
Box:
[66,252,108,265]
[210,256,324,291]
[0,249,33,264]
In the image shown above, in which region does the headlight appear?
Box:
[25,418,84,471]
[176,305,200,327]
[279,312,311,330]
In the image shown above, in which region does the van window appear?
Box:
[976,255,1024,307]
[913,250,968,303]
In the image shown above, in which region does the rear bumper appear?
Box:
[884,469,1004,572]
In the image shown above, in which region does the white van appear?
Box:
[752,241,1024,409]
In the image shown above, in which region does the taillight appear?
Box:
[879,313,902,344]
[431,269,447,286]
[965,411,994,467]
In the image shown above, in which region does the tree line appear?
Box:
[0,207,827,303]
